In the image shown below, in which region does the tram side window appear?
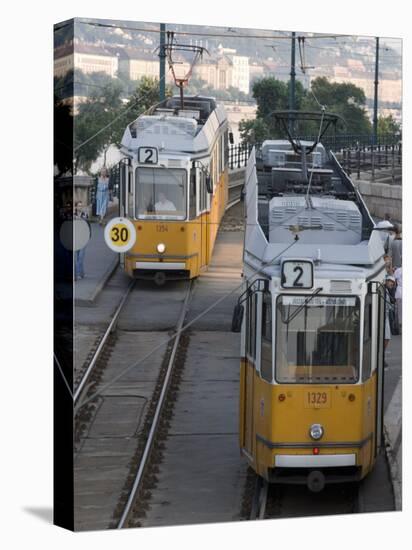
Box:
[189,167,197,219]
[215,145,219,184]
[128,169,133,216]
[251,293,257,359]
[362,294,372,381]
[260,291,272,382]
[224,131,229,167]
[376,286,385,372]
[245,296,250,357]
[220,136,225,172]
[246,292,257,362]
[199,172,207,212]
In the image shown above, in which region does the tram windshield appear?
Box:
[275,295,360,384]
[136,167,187,220]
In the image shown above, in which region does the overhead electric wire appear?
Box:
[77,20,356,41]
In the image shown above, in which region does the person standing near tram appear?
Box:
[96,167,110,225]
[74,201,90,281]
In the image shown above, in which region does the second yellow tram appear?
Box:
[234,132,387,491]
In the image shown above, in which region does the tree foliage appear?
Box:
[377,114,401,136]
[54,95,73,176]
[73,76,172,173]
[239,76,373,144]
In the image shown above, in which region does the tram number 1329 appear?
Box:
[305,391,330,408]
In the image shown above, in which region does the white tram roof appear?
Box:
[244,144,385,279]
[120,95,228,158]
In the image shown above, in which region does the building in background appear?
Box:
[54,41,119,78]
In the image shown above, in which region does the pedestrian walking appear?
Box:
[383,254,393,276]
[74,201,91,281]
[375,219,394,255]
[384,275,396,367]
[96,167,110,225]
[390,224,402,269]
[394,266,402,334]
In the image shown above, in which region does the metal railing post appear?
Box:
[391,147,395,185]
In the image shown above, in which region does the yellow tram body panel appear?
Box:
[240,358,378,481]
[124,171,228,279]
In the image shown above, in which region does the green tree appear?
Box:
[239,118,271,144]
[377,114,401,136]
[252,77,289,120]
[73,77,172,173]
[74,80,124,173]
[303,77,372,135]
[125,76,173,121]
[54,95,73,176]
[239,77,307,144]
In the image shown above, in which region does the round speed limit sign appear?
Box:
[104,217,136,253]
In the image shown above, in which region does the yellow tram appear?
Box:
[118,95,230,283]
[234,124,387,491]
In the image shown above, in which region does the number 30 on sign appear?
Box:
[104,217,137,253]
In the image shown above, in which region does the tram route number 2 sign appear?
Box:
[104,217,137,253]
[281,259,314,289]
[138,146,158,165]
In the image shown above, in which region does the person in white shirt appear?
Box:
[155,192,176,212]
[375,220,394,255]
[394,266,402,334]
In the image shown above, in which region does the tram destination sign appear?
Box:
[282,296,357,307]
[281,259,314,289]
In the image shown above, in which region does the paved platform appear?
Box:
[383,333,402,510]
[74,215,118,306]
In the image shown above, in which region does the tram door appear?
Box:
[118,158,132,216]
[375,285,386,454]
[199,171,208,269]
[243,293,257,456]
[118,158,131,268]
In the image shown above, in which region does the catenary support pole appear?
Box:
[159,23,166,101]
[373,37,380,145]
[289,32,296,132]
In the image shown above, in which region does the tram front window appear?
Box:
[275,295,360,384]
[136,167,187,220]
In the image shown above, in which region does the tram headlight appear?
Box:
[157,243,166,254]
[309,423,324,441]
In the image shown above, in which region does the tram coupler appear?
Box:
[154,272,167,286]
[307,470,326,493]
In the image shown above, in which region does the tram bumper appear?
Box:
[268,454,362,488]
[131,261,190,282]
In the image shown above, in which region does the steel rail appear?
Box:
[226,179,244,210]
[117,281,193,529]
[250,477,268,520]
[73,279,135,405]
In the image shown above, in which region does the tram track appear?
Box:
[116,283,193,528]
[247,473,360,521]
[73,277,193,530]
[74,278,135,405]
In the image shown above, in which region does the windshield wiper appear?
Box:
[282,287,323,325]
